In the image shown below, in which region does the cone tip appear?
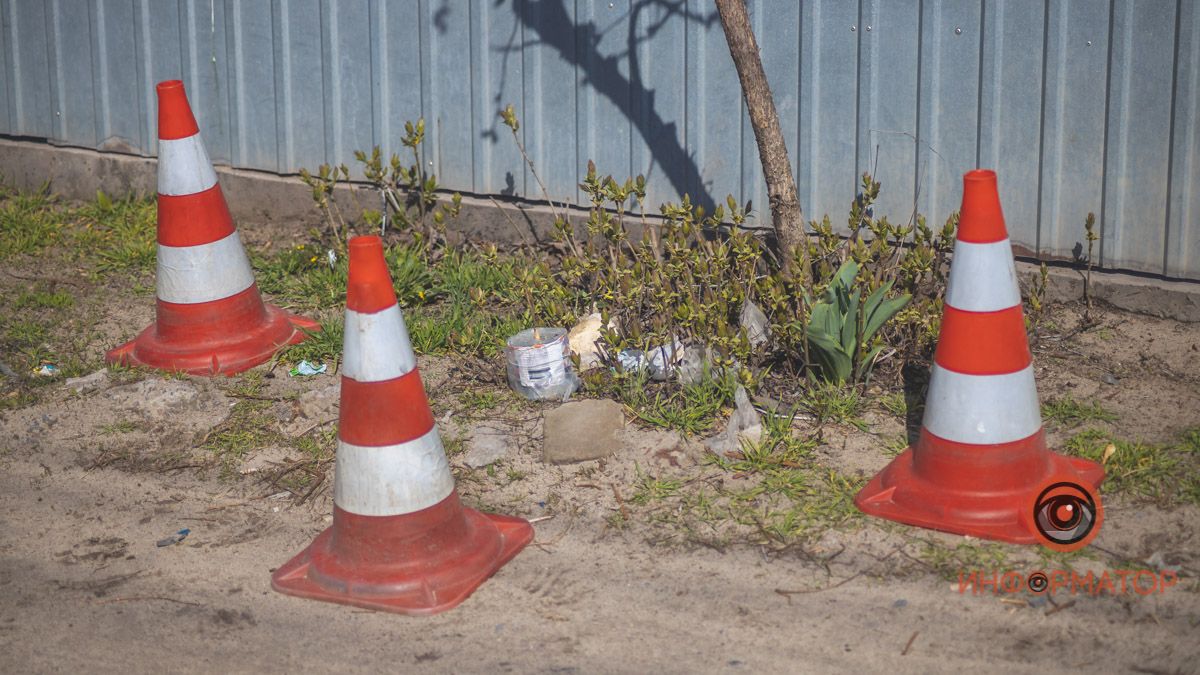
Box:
[963,168,997,183]
[156,79,200,141]
[958,168,1007,243]
[347,235,397,313]
[156,79,185,94]
[349,235,384,255]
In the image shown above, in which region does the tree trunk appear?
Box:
[714,0,807,276]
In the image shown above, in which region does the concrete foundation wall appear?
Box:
[3,137,1196,322]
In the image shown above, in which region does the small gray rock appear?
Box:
[739,299,772,349]
[1101,373,1119,386]
[64,369,109,394]
[239,445,294,475]
[463,424,511,468]
[542,399,626,464]
[676,344,711,385]
[298,381,340,420]
[704,385,761,455]
[730,385,759,432]
[104,379,202,419]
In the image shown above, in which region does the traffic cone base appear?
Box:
[271,494,533,615]
[106,291,317,375]
[856,430,1105,543]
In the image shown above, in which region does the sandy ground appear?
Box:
[2,250,1199,673]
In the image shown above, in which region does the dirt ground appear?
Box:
[2,230,1199,674]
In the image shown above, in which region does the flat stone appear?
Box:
[620,427,701,469]
[542,399,626,464]
[463,424,511,468]
[101,378,227,432]
[103,379,203,419]
[239,445,294,475]
[704,385,761,455]
[64,369,109,394]
[297,381,340,420]
[739,299,772,349]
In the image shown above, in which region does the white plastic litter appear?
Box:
[616,338,682,381]
[289,360,327,377]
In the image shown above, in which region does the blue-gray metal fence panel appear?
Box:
[1,0,1196,280]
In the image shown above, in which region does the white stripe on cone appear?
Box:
[944,239,1022,312]
[158,134,218,196]
[342,305,418,382]
[922,364,1042,445]
[334,428,456,516]
[156,232,256,304]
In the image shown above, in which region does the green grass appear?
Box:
[13,288,73,310]
[99,420,139,435]
[631,464,864,547]
[882,433,909,456]
[0,186,156,273]
[1041,395,1117,427]
[1178,427,1200,454]
[408,304,526,358]
[0,391,38,411]
[258,253,349,310]
[436,248,522,303]
[625,409,863,547]
[617,370,739,436]
[0,184,63,258]
[801,381,867,430]
[0,312,106,380]
[919,539,1013,580]
[257,241,525,361]
[878,391,907,418]
[5,320,48,348]
[205,377,280,479]
[631,472,685,505]
[458,389,505,412]
[73,192,157,273]
[1064,428,1200,506]
[279,312,344,365]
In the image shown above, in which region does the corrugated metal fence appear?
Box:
[2,0,1197,279]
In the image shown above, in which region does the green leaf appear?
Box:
[840,289,860,354]
[860,344,884,375]
[863,293,911,342]
[808,332,852,383]
[863,280,894,316]
[832,260,859,292]
[810,302,840,341]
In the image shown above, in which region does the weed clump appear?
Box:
[1064,428,1200,507]
[517,166,954,393]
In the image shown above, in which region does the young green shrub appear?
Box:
[804,259,910,383]
[298,117,462,253]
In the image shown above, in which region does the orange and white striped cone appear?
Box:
[271,235,532,615]
[105,79,317,375]
[855,170,1105,545]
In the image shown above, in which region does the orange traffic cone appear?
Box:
[105,79,316,375]
[272,235,532,614]
[855,170,1105,546]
